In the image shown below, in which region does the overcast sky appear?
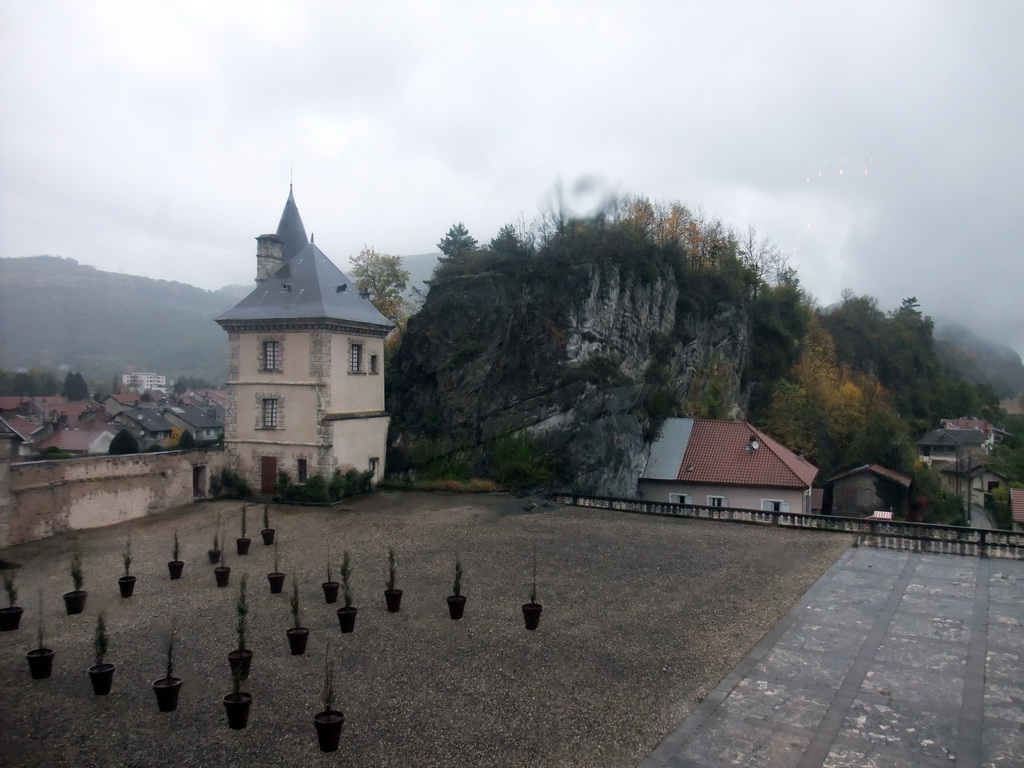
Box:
[2,1,1022,356]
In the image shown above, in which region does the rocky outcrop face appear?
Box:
[388,262,750,496]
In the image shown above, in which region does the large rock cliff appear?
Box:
[388,261,750,496]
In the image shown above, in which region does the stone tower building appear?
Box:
[215,188,393,493]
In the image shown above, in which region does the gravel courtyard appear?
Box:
[0,491,853,767]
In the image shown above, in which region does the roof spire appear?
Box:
[276,185,309,261]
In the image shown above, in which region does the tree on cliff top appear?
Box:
[437,223,478,260]
[351,247,409,326]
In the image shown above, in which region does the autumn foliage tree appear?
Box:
[350,247,410,327]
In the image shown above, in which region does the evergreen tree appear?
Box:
[109,429,140,455]
[437,223,478,260]
[61,371,89,401]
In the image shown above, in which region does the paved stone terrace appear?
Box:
[640,547,1024,768]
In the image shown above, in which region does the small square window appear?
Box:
[263,340,281,372]
[261,398,278,428]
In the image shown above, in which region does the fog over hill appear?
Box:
[2,255,1022,403]
[0,256,246,385]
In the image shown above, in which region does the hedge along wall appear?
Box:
[1,448,228,546]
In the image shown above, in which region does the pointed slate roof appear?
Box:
[276,186,309,261]
[216,242,392,330]
[642,417,818,489]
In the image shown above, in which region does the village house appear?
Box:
[917,426,990,465]
[111,408,175,450]
[160,404,224,444]
[215,187,393,493]
[829,463,912,518]
[638,418,818,514]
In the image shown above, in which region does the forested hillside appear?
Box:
[388,196,1018,521]
[0,256,247,385]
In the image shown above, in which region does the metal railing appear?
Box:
[551,492,1024,560]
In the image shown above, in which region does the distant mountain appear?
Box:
[935,322,1024,399]
[0,256,248,385]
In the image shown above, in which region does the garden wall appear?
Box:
[0,447,228,547]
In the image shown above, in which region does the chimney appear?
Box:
[256,233,284,283]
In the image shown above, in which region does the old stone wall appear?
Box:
[1,448,228,546]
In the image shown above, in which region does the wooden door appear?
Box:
[260,456,277,495]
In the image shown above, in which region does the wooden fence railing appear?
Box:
[551,493,1024,560]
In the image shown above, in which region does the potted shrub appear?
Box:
[223,667,252,730]
[152,624,183,711]
[447,556,466,620]
[322,551,339,604]
[1,568,23,631]
[522,549,542,630]
[214,551,231,588]
[267,539,285,594]
[313,648,344,752]
[118,533,137,598]
[208,515,222,564]
[88,613,115,695]
[26,590,54,680]
[260,504,275,545]
[384,548,402,613]
[286,577,309,655]
[236,503,251,555]
[63,544,87,615]
[336,551,357,633]
[227,574,252,680]
[168,531,184,580]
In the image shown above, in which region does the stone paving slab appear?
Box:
[639,548,1024,768]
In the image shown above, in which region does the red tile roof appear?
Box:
[0,396,29,412]
[941,418,994,438]
[1,414,46,440]
[676,419,818,489]
[35,427,114,453]
[829,463,912,487]
[1012,488,1024,525]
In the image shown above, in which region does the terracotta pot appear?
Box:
[236,538,251,556]
[208,550,222,564]
[522,602,543,630]
[384,589,403,613]
[313,709,345,752]
[63,590,87,615]
[88,662,115,695]
[223,692,253,730]
[322,581,339,604]
[228,649,253,680]
[118,575,137,598]
[267,572,286,594]
[286,627,309,655]
[153,676,183,711]
[167,560,184,580]
[336,606,357,633]
[261,529,275,545]
[0,605,24,631]
[447,595,467,620]
[26,648,55,679]
[214,566,231,588]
